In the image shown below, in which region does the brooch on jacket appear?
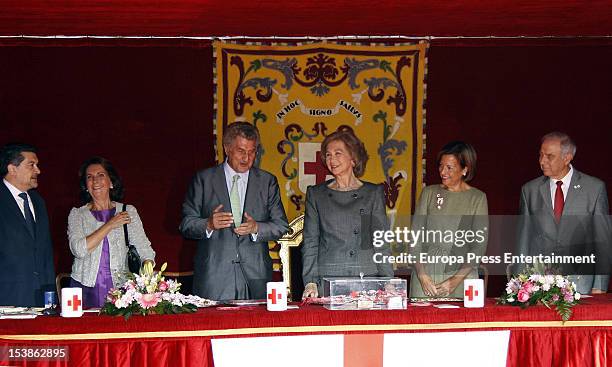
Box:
[436,193,444,210]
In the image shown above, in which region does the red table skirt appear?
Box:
[2,330,611,367]
[1,295,611,366]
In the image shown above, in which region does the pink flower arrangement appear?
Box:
[137,292,162,309]
[517,289,530,303]
[498,273,580,322]
[158,281,169,292]
[522,281,534,293]
[101,262,215,319]
[552,294,559,302]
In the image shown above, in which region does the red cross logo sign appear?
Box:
[303,153,330,184]
[465,285,478,301]
[67,294,82,311]
[463,279,485,308]
[267,288,283,304]
[266,282,288,311]
[61,288,84,317]
[299,142,333,193]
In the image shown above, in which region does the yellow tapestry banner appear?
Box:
[214,41,427,225]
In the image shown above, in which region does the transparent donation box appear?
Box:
[322,277,407,310]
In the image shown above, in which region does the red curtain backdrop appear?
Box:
[2,1,612,37]
[0,44,214,273]
[1,40,612,293]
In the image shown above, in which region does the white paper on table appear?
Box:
[0,307,28,314]
[434,304,461,309]
[0,314,37,319]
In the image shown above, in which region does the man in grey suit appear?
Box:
[180,122,288,301]
[516,132,611,294]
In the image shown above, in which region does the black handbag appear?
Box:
[122,204,142,273]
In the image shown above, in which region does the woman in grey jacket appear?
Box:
[301,129,393,299]
[67,156,155,308]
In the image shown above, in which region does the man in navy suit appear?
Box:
[0,143,55,306]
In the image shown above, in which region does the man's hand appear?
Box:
[207,204,234,230]
[234,212,258,236]
[302,282,318,299]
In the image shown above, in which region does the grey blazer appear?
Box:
[302,181,394,292]
[68,202,155,287]
[516,169,611,293]
[179,165,288,301]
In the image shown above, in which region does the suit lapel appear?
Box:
[563,170,582,214]
[0,183,35,238]
[243,168,260,217]
[538,177,552,212]
[29,191,44,239]
[213,165,232,211]
[0,183,22,219]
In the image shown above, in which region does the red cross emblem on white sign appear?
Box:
[465,285,479,301]
[267,288,283,304]
[67,294,82,311]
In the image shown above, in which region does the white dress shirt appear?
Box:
[549,165,573,210]
[206,162,257,240]
[3,178,36,221]
[223,161,250,210]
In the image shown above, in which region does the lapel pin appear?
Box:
[573,185,581,189]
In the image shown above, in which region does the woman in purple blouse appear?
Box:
[67,157,156,308]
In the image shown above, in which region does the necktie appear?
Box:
[18,192,36,237]
[553,181,564,224]
[230,174,242,227]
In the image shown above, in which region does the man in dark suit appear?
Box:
[180,122,288,300]
[0,143,56,306]
[516,132,611,294]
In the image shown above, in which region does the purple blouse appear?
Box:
[70,207,116,308]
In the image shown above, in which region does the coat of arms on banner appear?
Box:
[213,41,427,230]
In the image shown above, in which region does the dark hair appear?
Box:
[436,141,478,182]
[78,156,124,204]
[222,121,260,148]
[0,143,37,178]
[320,128,369,177]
